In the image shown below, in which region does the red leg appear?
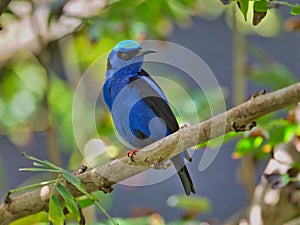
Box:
[127,149,138,162]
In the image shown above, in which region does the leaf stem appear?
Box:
[7,180,56,194]
[94,201,119,225]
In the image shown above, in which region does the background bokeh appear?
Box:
[0,0,300,224]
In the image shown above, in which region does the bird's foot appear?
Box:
[127,149,138,162]
[4,192,12,204]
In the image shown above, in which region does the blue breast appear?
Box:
[103,68,169,148]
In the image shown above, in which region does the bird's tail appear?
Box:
[171,154,195,195]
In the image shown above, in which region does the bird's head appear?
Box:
[106,40,156,76]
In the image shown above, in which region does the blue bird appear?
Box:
[103,40,195,195]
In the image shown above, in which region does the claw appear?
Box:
[127,149,138,162]
[184,151,193,162]
[4,192,12,204]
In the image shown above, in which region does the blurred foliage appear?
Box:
[232,41,299,161]
[48,75,75,150]
[232,99,299,163]
[10,212,48,225]
[0,0,300,224]
[226,2,282,37]
[18,153,116,224]
[85,0,196,40]
[167,194,211,214]
[247,43,299,90]
[14,154,209,225]
[220,0,300,26]
[0,58,46,131]
[249,61,298,90]
[13,215,205,225]
[0,0,298,151]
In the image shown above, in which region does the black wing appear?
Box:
[129,69,179,134]
[133,70,195,195]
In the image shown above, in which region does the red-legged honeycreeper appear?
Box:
[103,40,195,195]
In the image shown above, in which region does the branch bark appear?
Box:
[1,83,300,225]
[0,0,11,17]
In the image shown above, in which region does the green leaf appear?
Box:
[267,120,296,146]
[295,125,300,136]
[102,216,164,225]
[253,0,268,12]
[7,180,56,195]
[237,0,249,21]
[7,212,48,225]
[283,124,297,142]
[19,168,60,173]
[3,8,21,19]
[22,153,62,171]
[281,173,291,187]
[167,194,211,213]
[77,193,117,224]
[77,197,94,209]
[235,138,253,156]
[33,162,49,167]
[197,132,240,149]
[49,194,65,225]
[62,170,83,190]
[249,62,298,90]
[291,6,300,15]
[94,201,119,225]
[62,170,96,200]
[56,183,81,221]
[87,19,103,43]
[48,76,76,150]
[265,173,291,189]
[233,136,264,158]
[253,0,268,26]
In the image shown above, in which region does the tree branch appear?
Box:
[0,0,11,17]
[1,83,300,225]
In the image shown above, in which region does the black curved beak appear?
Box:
[135,49,157,57]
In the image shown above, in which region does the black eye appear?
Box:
[117,48,141,61]
[117,52,130,60]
